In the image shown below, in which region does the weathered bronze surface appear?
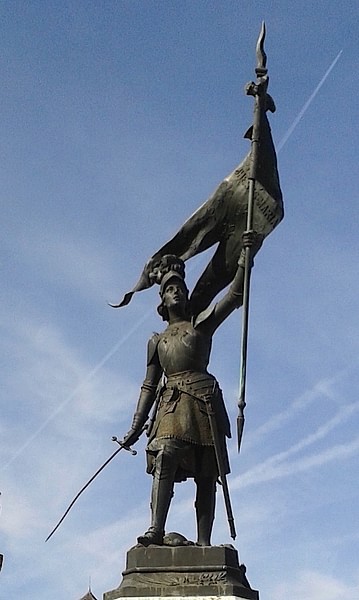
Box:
[118,23,282,552]
[47,31,282,578]
[102,22,285,600]
[122,235,259,548]
[113,110,283,317]
[102,22,284,600]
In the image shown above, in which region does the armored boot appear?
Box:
[195,477,216,546]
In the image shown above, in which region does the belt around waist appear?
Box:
[165,371,217,395]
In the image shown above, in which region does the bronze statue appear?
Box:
[122,232,261,547]
[46,25,283,552]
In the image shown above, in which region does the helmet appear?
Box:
[159,269,186,296]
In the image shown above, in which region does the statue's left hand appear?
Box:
[238,231,265,269]
[242,230,264,249]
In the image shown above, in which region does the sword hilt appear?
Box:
[111,436,137,455]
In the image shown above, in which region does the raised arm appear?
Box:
[198,231,263,335]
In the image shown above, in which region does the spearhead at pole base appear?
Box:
[237,415,245,453]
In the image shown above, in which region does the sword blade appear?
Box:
[46,444,125,542]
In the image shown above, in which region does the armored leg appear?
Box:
[194,476,216,546]
[138,442,178,546]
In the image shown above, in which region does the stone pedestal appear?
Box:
[104,545,258,599]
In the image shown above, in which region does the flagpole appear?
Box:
[237,22,269,451]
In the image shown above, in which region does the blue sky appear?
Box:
[1,1,358,599]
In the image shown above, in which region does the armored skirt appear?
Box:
[146,371,231,482]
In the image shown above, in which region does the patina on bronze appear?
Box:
[122,231,260,547]
[111,23,281,464]
[117,23,281,548]
[47,26,282,564]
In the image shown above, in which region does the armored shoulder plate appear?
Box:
[147,332,160,365]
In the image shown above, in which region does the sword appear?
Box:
[45,435,139,542]
[204,393,236,540]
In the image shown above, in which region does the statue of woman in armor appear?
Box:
[123,231,260,547]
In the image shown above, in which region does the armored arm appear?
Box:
[130,366,161,431]
[123,334,162,445]
[198,231,263,334]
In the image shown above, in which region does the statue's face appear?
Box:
[162,280,188,312]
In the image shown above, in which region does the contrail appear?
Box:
[234,433,359,491]
[277,49,343,153]
[243,364,355,451]
[3,257,207,469]
[2,308,153,470]
[3,54,343,470]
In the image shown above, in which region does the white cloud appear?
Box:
[234,433,359,491]
[245,369,352,450]
[0,306,140,468]
[4,221,117,302]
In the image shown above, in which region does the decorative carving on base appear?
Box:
[104,545,258,599]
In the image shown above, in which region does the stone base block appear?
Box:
[107,597,252,600]
[104,545,258,599]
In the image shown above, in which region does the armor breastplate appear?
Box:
[157,320,212,375]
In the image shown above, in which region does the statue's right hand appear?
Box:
[122,427,142,448]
